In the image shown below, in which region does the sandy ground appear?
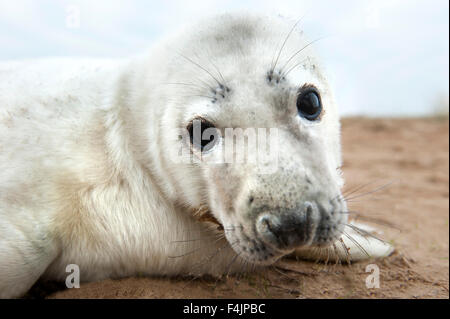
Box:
[40,117,448,299]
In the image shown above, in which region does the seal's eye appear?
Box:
[296,87,322,121]
[187,118,219,152]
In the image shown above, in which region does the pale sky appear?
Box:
[0,0,448,116]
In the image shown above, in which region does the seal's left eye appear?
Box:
[296,87,322,121]
[187,118,219,152]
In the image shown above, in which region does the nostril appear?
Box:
[304,201,314,215]
[257,215,274,233]
[256,214,281,244]
[263,217,276,235]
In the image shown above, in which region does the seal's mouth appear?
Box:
[191,206,224,231]
[190,201,346,265]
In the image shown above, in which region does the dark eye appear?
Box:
[296,87,322,121]
[187,118,219,152]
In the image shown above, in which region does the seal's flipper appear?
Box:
[292,222,394,263]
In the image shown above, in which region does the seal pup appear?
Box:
[0,13,393,298]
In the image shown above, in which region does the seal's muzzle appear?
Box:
[255,201,319,251]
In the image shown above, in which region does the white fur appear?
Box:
[0,14,392,298]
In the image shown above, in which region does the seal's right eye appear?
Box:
[296,86,322,121]
[187,118,219,152]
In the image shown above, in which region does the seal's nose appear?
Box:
[256,202,317,250]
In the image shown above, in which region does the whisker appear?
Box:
[282,58,309,77]
[332,242,340,266]
[177,94,217,101]
[176,228,219,235]
[196,76,216,91]
[341,230,370,258]
[338,237,351,265]
[168,247,204,259]
[325,246,331,266]
[345,181,393,201]
[224,252,242,278]
[345,197,385,203]
[271,265,300,283]
[222,225,244,232]
[342,180,380,198]
[344,223,390,245]
[172,224,243,248]
[159,82,205,89]
[279,37,326,75]
[271,17,305,72]
[190,239,237,275]
[180,240,240,289]
[342,211,401,230]
[169,234,225,258]
[309,247,321,265]
[209,60,227,86]
[236,260,249,282]
[158,77,214,94]
[176,52,223,86]
[212,249,241,286]
[171,233,224,244]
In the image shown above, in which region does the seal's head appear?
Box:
[156,13,347,265]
